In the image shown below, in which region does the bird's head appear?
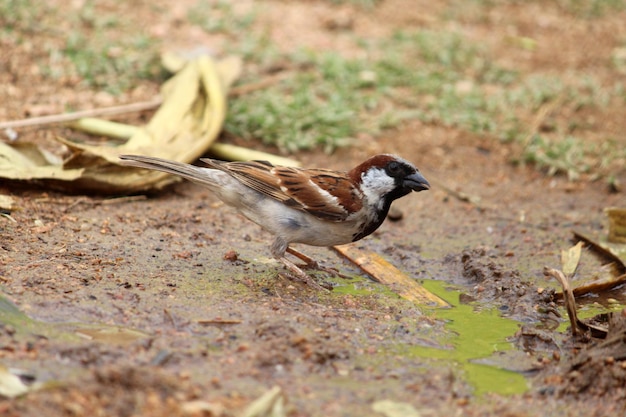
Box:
[350,154,430,205]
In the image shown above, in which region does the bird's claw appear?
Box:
[278,256,332,291]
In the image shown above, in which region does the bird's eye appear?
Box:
[386,161,402,176]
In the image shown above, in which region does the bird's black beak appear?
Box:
[404,171,430,192]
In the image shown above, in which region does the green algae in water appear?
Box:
[331,274,398,297]
[409,279,528,396]
[556,300,626,334]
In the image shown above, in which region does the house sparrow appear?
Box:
[119,154,430,289]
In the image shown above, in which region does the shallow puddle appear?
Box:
[408,279,529,396]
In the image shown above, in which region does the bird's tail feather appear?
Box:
[119,155,217,187]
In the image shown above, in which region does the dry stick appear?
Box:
[429,177,482,206]
[0,99,163,130]
[0,71,293,131]
[63,195,148,213]
[229,71,292,97]
[544,266,608,339]
[544,266,581,336]
[163,308,177,329]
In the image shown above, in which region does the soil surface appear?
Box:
[2,1,626,416]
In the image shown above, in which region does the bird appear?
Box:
[119,154,430,289]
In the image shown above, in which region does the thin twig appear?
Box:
[0,99,163,130]
[163,308,177,329]
[228,71,291,97]
[429,177,483,206]
[100,195,148,205]
[544,266,580,336]
[197,319,242,326]
[544,266,608,338]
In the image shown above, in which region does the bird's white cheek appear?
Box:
[360,169,396,204]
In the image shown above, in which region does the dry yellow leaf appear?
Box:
[561,241,583,277]
[0,54,242,193]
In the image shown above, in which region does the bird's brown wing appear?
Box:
[200,159,362,221]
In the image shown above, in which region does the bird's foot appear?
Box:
[285,247,351,280]
[278,256,332,291]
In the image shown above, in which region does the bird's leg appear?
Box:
[285,247,320,268]
[286,247,351,280]
[271,237,329,290]
[277,256,329,291]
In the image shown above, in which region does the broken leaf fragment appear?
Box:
[0,365,37,398]
[606,207,626,244]
[57,55,242,193]
[372,400,422,417]
[0,194,15,211]
[74,326,149,344]
[561,241,583,277]
[0,141,83,181]
[0,293,149,344]
[181,400,225,416]
[569,230,626,297]
[240,386,285,417]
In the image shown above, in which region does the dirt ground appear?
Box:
[2,1,626,416]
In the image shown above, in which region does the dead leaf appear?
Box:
[74,326,150,344]
[372,400,421,417]
[0,365,36,398]
[561,241,583,277]
[209,143,301,167]
[544,266,581,336]
[56,55,242,192]
[0,141,83,181]
[606,207,626,243]
[0,55,242,193]
[240,386,285,417]
[68,117,139,140]
[182,400,225,416]
[569,231,626,297]
[0,194,14,211]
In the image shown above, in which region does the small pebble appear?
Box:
[223,250,238,261]
[387,207,404,221]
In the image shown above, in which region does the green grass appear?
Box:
[226,51,382,152]
[0,0,164,95]
[187,0,256,34]
[445,0,626,20]
[225,29,519,152]
[59,1,164,94]
[62,31,163,94]
[558,0,626,17]
[523,135,626,180]
[0,0,55,35]
[325,0,380,7]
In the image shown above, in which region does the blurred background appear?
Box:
[1,0,625,183]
